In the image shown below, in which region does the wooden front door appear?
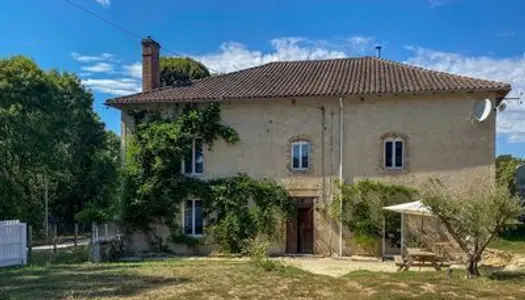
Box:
[298,206,314,253]
[286,198,314,254]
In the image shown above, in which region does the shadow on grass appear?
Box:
[499,226,525,241]
[488,271,525,281]
[0,263,190,299]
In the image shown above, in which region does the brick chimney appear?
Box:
[141,36,161,92]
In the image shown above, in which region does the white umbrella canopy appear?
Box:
[382,201,434,257]
[382,201,433,216]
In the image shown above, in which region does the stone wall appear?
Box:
[119,91,498,256]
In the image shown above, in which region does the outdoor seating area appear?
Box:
[383,201,456,272]
[394,248,451,272]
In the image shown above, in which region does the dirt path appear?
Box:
[278,257,440,277]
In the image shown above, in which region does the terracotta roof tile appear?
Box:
[106,56,511,106]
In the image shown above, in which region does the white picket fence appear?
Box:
[0,220,27,267]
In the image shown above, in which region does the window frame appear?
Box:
[290,140,311,171]
[182,199,203,237]
[383,137,405,170]
[181,138,204,176]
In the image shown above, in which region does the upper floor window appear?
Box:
[182,138,204,176]
[291,141,310,170]
[384,138,404,169]
[183,199,203,236]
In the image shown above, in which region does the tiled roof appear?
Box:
[106,56,511,106]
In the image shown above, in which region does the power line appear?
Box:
[62,0,142,40]
[60,0,223,74]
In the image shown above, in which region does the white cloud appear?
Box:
[405,47,525,143]
[71,52,115,63]
[194,36,375,73]
[74,36,375,95]
[498,31,516,37]
[348,36,376,54]
[124,62,142,79]
[81,62,114,73]
[95,0,110,7]
[77,72,94,77]
[428,0,451,8]
[81,78,141,96]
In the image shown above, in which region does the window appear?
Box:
[182,138,204,175]
[291,141,310,170]
[384,138,404,169]
[183,199,203,236]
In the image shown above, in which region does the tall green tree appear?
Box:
[496,154,524,195]
[0,56,64,227]
[159,57,210,87]
[0,56,119,229]
[49,72,120,225]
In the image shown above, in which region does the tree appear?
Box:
[50,73,120,226]
[421,179,523,278]
[159,57,210,87]
[0,56,65,227]
[0,56,119,230]
[496,154,524,195]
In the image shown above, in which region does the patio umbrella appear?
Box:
[381,201,433,257]
[382,201,433,217]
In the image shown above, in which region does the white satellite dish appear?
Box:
[472,99,492,122]
[497,102,507,112]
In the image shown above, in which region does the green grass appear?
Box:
[1,247,525,300]
[490,226,525,255]
[344,270,525,299]
[28,246,90,266]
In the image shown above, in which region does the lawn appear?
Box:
[1,247,525,299]
[489,225,525,255]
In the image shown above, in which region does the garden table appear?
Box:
[398,248,441,271]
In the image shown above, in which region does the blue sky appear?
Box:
[1,0,524,157]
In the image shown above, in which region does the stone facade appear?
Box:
[120,91,498,256]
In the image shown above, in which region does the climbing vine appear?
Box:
[207,174,295,253]
[330,180,419,246]
[119,102,295,253]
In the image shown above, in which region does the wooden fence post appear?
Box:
[74,223,79,248]
[52,224,58,255]
[104,224,109,241]
[20,223,27,265]
[27,225,33,264]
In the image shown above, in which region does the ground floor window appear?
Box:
[183,199,203,236]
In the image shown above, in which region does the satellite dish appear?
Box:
[497,102,507,112]
[472,99,492,122]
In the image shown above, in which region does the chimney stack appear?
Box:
[141,36,161,92]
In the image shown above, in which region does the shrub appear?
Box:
[245,235,281,271]
[100,239,126,262]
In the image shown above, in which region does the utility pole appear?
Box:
[44,175,49,244]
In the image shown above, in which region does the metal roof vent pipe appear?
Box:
[375,45,382,58]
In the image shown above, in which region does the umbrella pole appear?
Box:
[401,213,405,255]
[382,215,386,259]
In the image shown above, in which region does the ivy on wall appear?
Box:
[330,179,419,247]
[119,103,295,253]
[207,174,295,253]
